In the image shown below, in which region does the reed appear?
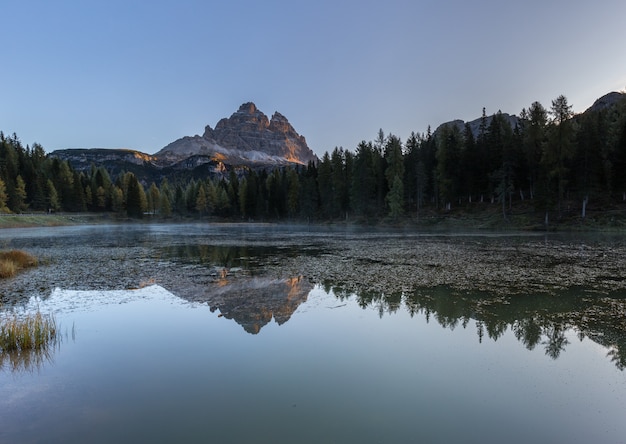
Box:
[0,312,59,352]
[0,250,38,278]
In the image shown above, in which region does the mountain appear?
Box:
[50,102,318,183]
[155,102,317,166]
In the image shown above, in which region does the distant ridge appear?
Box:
[435,91,626,138]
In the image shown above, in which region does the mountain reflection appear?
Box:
[327,283,626,370]
[211,277,312,334]
[171,276,313,334]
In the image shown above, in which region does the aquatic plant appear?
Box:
[0,312,59,352]
[0,250,38,278]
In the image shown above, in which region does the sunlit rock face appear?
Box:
[156,102,318,167]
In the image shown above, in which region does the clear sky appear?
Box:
[2,0,626,157]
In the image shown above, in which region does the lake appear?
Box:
[1,224,625,443]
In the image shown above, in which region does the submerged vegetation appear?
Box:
[0,250,38,278]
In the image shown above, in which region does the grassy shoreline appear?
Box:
[0,213,111,229]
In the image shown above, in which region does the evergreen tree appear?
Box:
[331,147,349,218]
[544,95,575,218]
[299,161,319,221]
[159,192,172,218]
[111,186,124,214]
[148,183,160,215]
[520,101,548,200]
[0,178,8,213]
[14,175,28,212]
[386,175,404,220]
[46,179,60,211]
[286,168,300,218]
[126,174,144,218]
[436,124,463,209]
[384,134,404,217]
[196,183,208,214]
[350,141,376,217]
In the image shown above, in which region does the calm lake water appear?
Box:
[1,224,625,443]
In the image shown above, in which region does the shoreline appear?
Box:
[1,210,626,232]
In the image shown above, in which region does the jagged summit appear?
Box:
[158,102,317,166]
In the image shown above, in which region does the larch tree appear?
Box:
[545,94,574,219]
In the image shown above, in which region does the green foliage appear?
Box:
[2,92,626,224]
[126,173,145,218]
[0,178,8,213]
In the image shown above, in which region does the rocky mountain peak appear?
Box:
[158,102,318,166]
[238,102,258,114]
[214,101,269,133]
[269,111,290,132]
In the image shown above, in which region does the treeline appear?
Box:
[2,94,626,222]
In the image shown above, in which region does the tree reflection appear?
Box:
[542,325,570,359]
[327,283,626,370]
[512,318,542,351]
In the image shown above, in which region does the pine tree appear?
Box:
[126,174,144,218]
[520,101,548,200]
[14,175,28,212]
[0,178,8,213]
[46,179,60,211]
[545,95,574,218]
[436,124,463,209]
[282,168,298,218]
[196,184,208,214]
[386,174,404,220]
[148,183,160,215]
[384,135,404,217]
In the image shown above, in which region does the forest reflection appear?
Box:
[326,283,626,370]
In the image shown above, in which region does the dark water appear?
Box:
[1,224,625,443]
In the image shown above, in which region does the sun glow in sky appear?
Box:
[2,0,626,156]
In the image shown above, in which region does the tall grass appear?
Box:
[0,250,38,278]
[0,312,59,352]
[0,311,63,373]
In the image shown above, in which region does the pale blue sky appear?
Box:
[2,0,625,156]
